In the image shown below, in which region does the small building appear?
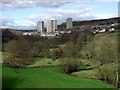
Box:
[109,28,115,32]
[22,32,38,36]
[99,29,106,33]
[23,32,32,36]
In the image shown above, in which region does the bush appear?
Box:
[51,48,63,60]
[63,59,84,74]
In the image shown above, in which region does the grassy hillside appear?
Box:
[27,58,63,67]
[72,68,98,79]
[2,64,115,88]
[71,31,119,87]
[72,63,116,79]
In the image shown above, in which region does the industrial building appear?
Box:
[66,18,73,29]
[37,21,44,33]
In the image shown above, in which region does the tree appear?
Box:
[80,41,96,59]
[2,29,17,43]
[4,38,33,67]
[58,33,70,44]
[93,35,119,87]
[69,31,79,44]
[62,42,83,74]
[51,49,58,60]
[96,63,118,87]
[32,41,45,57]
[76,30,94,51]
[49,37,58,48]
[93,37,118,65]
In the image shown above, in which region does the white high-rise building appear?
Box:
[37,21,44,33]
[66,18,73,29]
[47,20,53,33]
[47,20,57,32]
[53,20,57,31]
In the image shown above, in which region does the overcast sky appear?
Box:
[0,0,119,30]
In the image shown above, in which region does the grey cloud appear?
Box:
[2,0,118,9]
[0,18,15,26]
[25,6,96,25]
[2,0,69,9]
[0,18,36,29]
[25,5,113,27]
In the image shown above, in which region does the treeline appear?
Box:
[2,29,18,43]
[2,30,96,71]
[2,30,94,67]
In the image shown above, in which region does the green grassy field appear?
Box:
[27,58,63,67]
[27,57,100,69]
[72,68,98,79]
[72,63,117,79]
[2,64,115,88]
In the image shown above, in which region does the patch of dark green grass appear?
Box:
[2,64,115,88]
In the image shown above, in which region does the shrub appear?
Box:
[63,59,84,74]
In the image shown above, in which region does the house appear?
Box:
[109,28,115,32]
[23,32,32,36]
[22,32,38,36]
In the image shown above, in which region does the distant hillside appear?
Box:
[1,17,119,32]
[1,17,120,37]
[58,17,120,31]
[1,28,38,43]
[0,28,36,32]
